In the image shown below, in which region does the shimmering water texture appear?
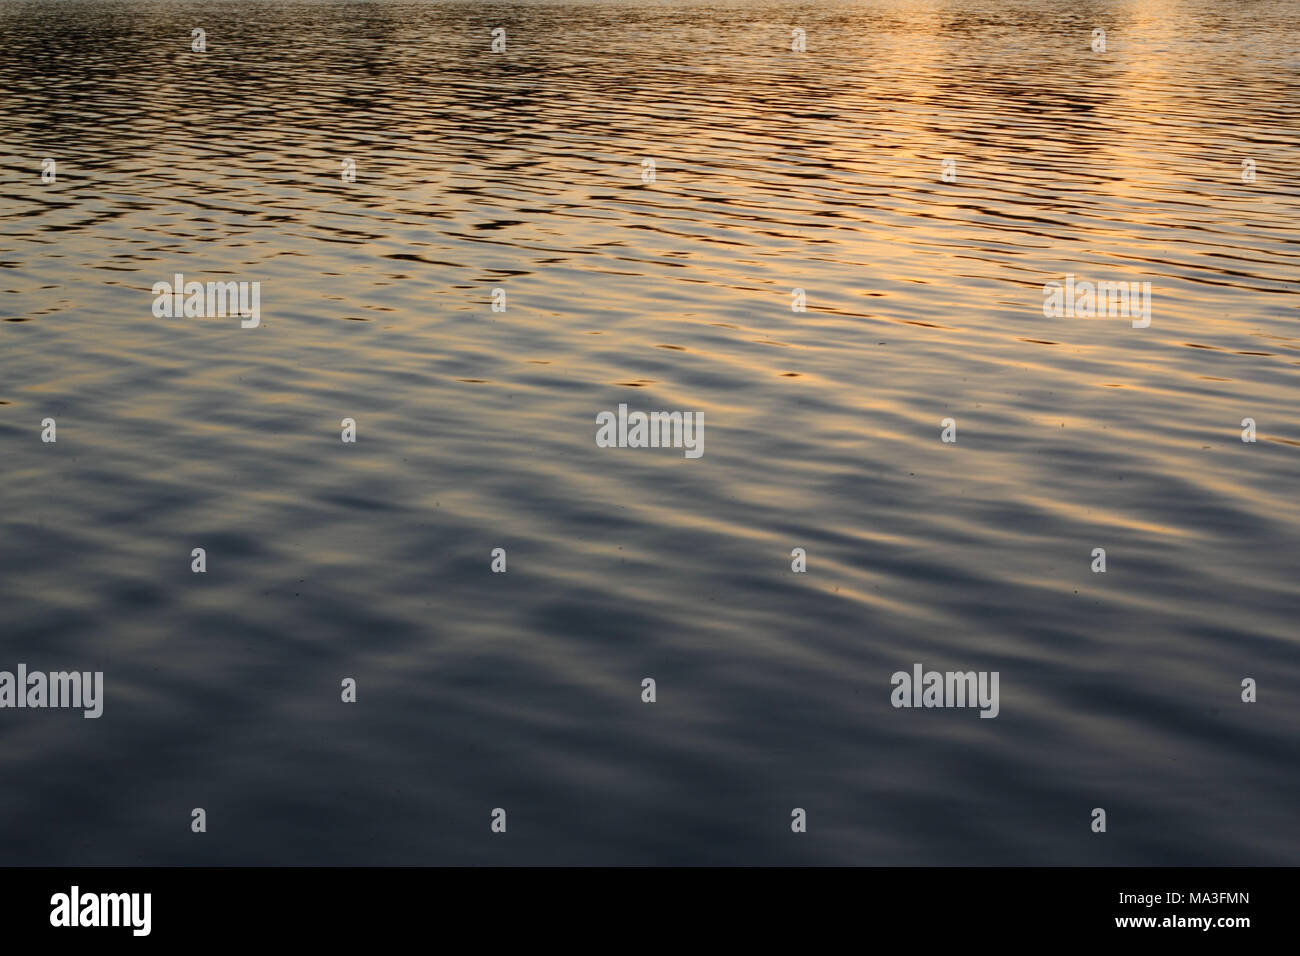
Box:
[1,0,1297,864]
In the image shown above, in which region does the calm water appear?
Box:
[1,0,1297,865]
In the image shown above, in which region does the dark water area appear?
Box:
[0,0,1297,864]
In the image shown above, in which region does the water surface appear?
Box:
[1,0,1297,864]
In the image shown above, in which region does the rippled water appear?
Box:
[1,0,1297,865]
